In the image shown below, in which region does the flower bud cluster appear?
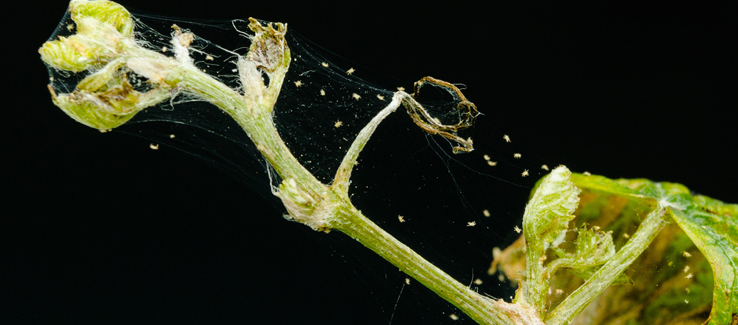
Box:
[39,0,172,130]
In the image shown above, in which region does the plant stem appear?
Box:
[166,62,515,324]
[544,205,669,325]
[333,92,402,193]
[328,196,513,325]
[165,63,325,195]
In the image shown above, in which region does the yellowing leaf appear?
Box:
[572,174,738,325]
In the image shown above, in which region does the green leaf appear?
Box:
[670,198,738,325]
[500,172,736,323]
[549,225,630,284]
[573,174,738,325]
[522,166,581,312]
[524,166,581,253]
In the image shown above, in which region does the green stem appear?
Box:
[166,62,514,323]
[333,92,403,193]
[165,63,325,196]
[544,205,669,325]
[328,196,513,325]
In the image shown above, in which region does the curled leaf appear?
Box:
[522,165,581,313]
[670,198,738,325]
[48,67,171,130]
[238,18,291,108]
[569,174,736,324]
[548,225,625,284]
[524,166,581,254]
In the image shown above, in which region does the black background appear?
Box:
[2,1,736,324]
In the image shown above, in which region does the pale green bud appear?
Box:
[39,0,134,72]
[70,0,134,37]
[41,1,175,131]
[48,69,171,130]
[49,85,137,130]
[39,35,102,72]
